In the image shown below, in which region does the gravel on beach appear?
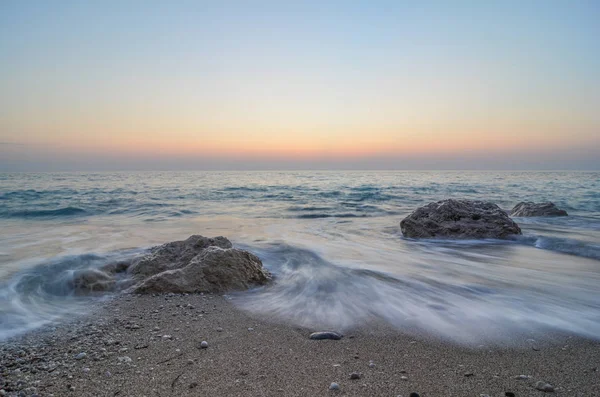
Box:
[1,293,599,396]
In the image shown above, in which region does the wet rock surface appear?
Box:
[510,202,568,217]
[67,235,271,295]
[400,199,522,239]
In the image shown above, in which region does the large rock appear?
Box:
[510,202,567,217]
[400,199,522,239]
[132,246,270,294]
[127,235,232,277]
[122,235,270,294]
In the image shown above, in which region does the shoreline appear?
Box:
[1,294,599,396]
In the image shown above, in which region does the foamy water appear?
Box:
[0,171,599,343]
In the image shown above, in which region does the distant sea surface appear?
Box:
[1,171,599,342]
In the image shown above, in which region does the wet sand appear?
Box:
[1,293,599,397]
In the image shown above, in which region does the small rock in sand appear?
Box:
[74,352,86,360]
[368,361,376,368]
[535,381,555,392]
[310,331,343,340]
[515,375,530,380]
[400,376,408,381]
[117,356,132,363]
[409,393,420,397]
[200,341,208,348]
[505,392,516,397]
[329,382,340,391]
[349,372,361,380]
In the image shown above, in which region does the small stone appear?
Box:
[248,327,254,331]
[368,361,376,368]
[189,382,198,389]
[105,371,112,377]
[409,393,420,397]
[200,341,208,348]
[464,372,474,377]
[82,367,90,373]
[187,359,194,365]
[535,381,554,392]
[400,376,408,381]
[74,352,86,360]
[515,375,530,380]
[310,331,343,340]
[329,382,340,391]
[505,393,516,397]
[216,327,223,332]
[162,335,172,340]
[117,356,132,363]
[350,372,361,380]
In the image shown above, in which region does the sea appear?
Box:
[0,171,599,343]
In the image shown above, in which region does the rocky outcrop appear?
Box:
[132,246,270,294]
[127,235,270,294]
[67,235,269,295]
[400,199,522,239]
[510,202,568,217]
[127,235,233,277]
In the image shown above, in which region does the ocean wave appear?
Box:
[529,236,600,260]
[295,213,367,219]
[0,250,141,341]
[1,206,88,219]
[235,242,600,344]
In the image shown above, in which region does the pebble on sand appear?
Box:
[409,393,420,397]
[309,331,343,340]
[200,341,209,348]
[74,352,86,360]
[535,381,555,392]
[329,382,340,391]
[349,372,361,380]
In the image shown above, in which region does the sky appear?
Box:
[1,1,599,171]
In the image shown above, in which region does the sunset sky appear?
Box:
[1,1,599,170]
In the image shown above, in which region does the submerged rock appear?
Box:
[130,236,270,294]
[99,261,130,274]
[510,202,568,217]
[70,269,116,293]
[400,199,522,239]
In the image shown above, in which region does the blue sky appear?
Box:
[1,1,599,170]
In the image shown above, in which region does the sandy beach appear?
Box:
[1,293,599,397]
